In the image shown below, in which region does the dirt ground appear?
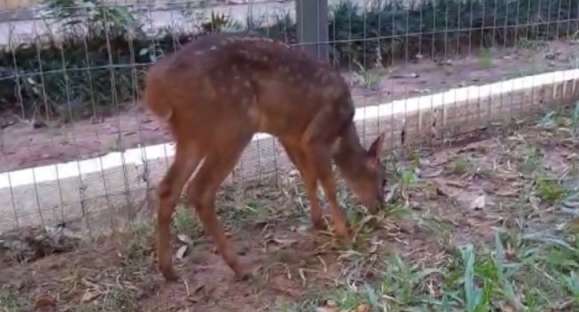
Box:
[1,101,578,311]
[1,40,578,173]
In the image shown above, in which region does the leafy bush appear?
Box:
[327,0,579,67]
[0,0,183,119]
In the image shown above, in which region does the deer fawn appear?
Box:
[144,33,387,281]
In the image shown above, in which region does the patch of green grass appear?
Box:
[172,202,201,240]
[352,59,385,89]
[563,271,579,301]
[73,286,139,312]
[381,255,442,307]
[572,102,579,137]
[520,145,543,175]
[539,109,573,130]
[387,164,420,202]
[459,244,489,312]
[478,48,494,69]
[516,38,547,50]
[448,157,473,175]
[277,287,369,312]
[535,176,567,204]
[122,222,154,266]
[282,229,578,311]
[0,288,28,312]
[100,287,139,312]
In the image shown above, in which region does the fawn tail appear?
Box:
[144,70,173,122]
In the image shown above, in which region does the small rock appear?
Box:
[545,51,560,60]
[441,59,453,66]
[32,120,47,129]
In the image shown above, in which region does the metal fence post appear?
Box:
[296,0,329,62]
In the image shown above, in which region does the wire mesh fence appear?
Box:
[1,0,579,239]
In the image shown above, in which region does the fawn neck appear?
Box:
[333,124,369,180]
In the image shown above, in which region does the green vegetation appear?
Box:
[281,231,579,311]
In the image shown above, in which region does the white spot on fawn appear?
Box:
[210,46,217,50]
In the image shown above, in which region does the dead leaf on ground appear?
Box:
[176,245,188,260]
[434,178,463,197]
[469,194,486,211]
[494,189,519,197]
[421,168,444,178]
[80,290,100,303]
[268,238,298,248]
[177,234,193,245]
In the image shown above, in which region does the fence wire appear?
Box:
[1,0,579,237]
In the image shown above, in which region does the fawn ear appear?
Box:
[367,133,385,166]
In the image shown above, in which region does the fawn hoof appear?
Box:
[334,224,353,242]
[234,270,252,282]
[233,264,252,282]
[312,220,328,231]
[310,216,329,232]
[160,266,179,282]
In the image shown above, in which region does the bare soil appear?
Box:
[1,101,577,311]
[1,40,578,173]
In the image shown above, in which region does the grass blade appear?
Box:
[461,244,482,312]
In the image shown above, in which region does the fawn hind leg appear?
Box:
[186,132,252,279]
[280,140,325,230]
[157,141,203,281]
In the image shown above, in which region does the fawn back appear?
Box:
[144,33,386,281]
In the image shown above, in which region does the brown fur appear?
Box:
[144,33,387,281]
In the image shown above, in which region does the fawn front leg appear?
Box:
[304,145,352,240]
[281,140,325,230]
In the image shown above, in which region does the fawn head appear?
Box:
[349,133,387,214]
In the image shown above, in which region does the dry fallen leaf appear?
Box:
[176,245,188,260]
[81,290,100,303]
[177,234,193,245]
[356,304,370,312]
[470,194,486,210]
[268,238,298,248]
